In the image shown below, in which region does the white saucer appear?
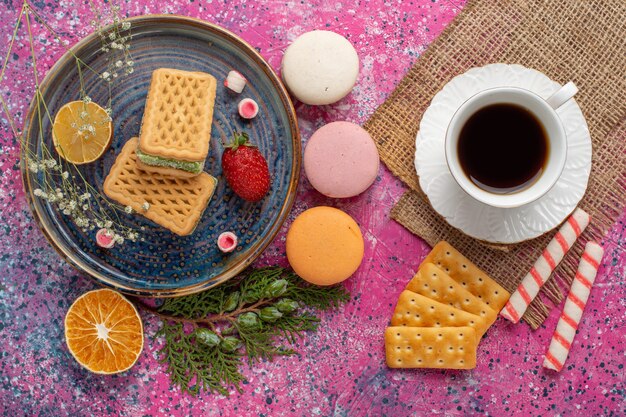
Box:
[414,64,591,244]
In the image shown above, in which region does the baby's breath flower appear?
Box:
[141,202,150,211]
[24,8,142,247]
[28,160,39,173]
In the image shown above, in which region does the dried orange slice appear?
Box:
[52,100,112,164]
[64,288,143,374]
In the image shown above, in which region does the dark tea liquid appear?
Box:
[457,103,549,194]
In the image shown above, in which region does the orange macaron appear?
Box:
[286,206,364,285]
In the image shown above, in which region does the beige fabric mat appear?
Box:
[364,0,626,328]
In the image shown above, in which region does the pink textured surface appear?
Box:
[1,1,625,416]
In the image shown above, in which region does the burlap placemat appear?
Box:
[364,0,626,328]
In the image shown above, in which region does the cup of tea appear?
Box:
[444,82,578,208]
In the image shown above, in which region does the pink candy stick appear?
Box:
[500,208,590,323]
[543,242,603,371]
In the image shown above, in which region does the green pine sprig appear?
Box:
[144,267,350,396]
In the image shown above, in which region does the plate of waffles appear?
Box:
[21,15,300,296]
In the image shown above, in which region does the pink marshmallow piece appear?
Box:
[238,98,259,119]
[224,70,247,93]
[96,228,115,249]
[217,231,238,253]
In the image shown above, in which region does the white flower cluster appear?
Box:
[28,156,140,244]
[28,158,68,178]
[27,5,142,247]
[34,184,92,229]
[99,18,134,82]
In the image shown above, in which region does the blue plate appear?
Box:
[21,15,300,297]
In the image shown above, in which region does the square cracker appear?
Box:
[423,241,510,311]
[406,263,498,329]
[385,326,477,369]
[391,290,488,340]
[139,68,217,162]
[103,138,217,236]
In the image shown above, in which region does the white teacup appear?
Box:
[445,82,578,208]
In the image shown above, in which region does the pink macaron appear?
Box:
[304,121,379,198]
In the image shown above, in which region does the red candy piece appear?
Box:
[96,228,115,249]
[217,231,238,253]
[238,98,259,119]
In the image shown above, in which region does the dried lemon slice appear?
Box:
[64,288,143,374]
[52,100,112,164]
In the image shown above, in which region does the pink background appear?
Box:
[1,0,624,415]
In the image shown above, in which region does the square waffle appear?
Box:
[138,68,217,164]
[104,138,217,236]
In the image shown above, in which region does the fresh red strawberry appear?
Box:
[222,132,270,202]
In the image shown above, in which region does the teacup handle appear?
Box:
[546,81,578,110]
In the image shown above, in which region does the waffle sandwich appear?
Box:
[137,68,217,178]
[104,138,217,236]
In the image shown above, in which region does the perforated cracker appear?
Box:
[406,263,498,328]
[391,290,487,340]
[423,241,510,311]
[103,138,217,236]
[385,326,477,369]
[139,68,217,162]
